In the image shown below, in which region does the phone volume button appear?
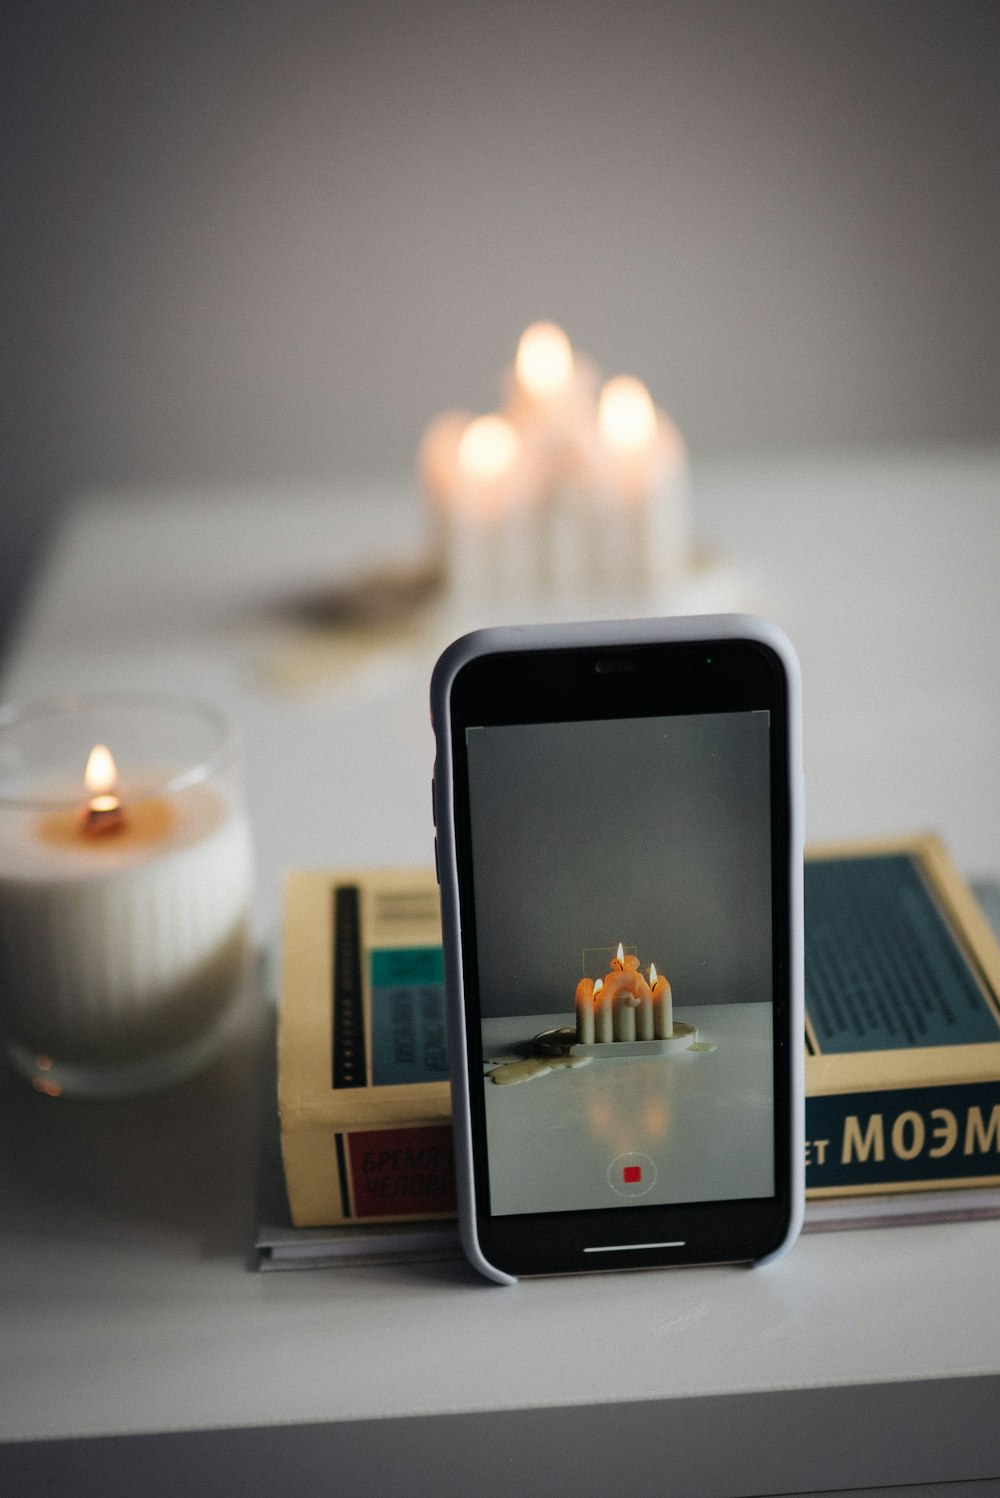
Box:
[434,836,440,885]
[432,772,437,827]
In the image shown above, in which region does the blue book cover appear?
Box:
[804,835,1000,1196]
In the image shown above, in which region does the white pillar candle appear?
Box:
[634,973,655,1041]
[592,977,613,1043]
[597,376,693,595]
[443,413,530,618]
[505,322,578,438]
[417,408,472,576]
[504,325,601,600]
[0,698,253,1098]
[505,328,600,465]
[613,985,637,1043]
[647,413,693,586]
[650,964,674,1040]
[575,977,596,1045]
[544,480,601,606]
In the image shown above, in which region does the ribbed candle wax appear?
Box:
[0,781,252,1071]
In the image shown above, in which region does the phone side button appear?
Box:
[432,770,437,826]
[434,836,440,884]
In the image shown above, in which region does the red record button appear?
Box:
[607,1152,657,1198]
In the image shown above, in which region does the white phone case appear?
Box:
[431,614,804,1284]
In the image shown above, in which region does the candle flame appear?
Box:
[616,941,625,965]
[457,415,520,482]
[649,962,658,986]
[593,977,604,995]
[515,322,573,397]
[598,375,657,451]
[80,742,124,833]
[84,744,118,797]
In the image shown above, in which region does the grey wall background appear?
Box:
[3,1,998,653]
[466,711,772,1015]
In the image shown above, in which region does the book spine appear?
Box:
[806,1078,1000,1195]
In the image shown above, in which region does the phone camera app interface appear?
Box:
[466,711,776,1217]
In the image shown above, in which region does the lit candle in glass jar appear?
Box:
[0,695,254,1098]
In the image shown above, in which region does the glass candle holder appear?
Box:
[0,693,254,1099]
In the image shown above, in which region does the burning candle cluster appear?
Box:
[419,323,693,620]
[575,943,674,1045]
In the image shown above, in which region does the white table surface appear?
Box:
[482,1008,774,1214]
[1,451,999,1495]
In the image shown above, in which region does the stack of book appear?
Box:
[258,836,1000,1269]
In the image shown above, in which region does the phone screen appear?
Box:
[466,708,774,1217]
[444,632,798,1275]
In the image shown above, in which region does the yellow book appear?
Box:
[279,838,1000,1226]
[279,869,454,1227]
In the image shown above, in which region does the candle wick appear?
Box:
[79,795,125,837]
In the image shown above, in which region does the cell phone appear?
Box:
[431,615,804,1283]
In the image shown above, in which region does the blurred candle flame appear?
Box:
[84,744,118,802]
[457,415,520,482]
[80,743,124,832]
[515,322,574,397]
[598,375,657,451]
